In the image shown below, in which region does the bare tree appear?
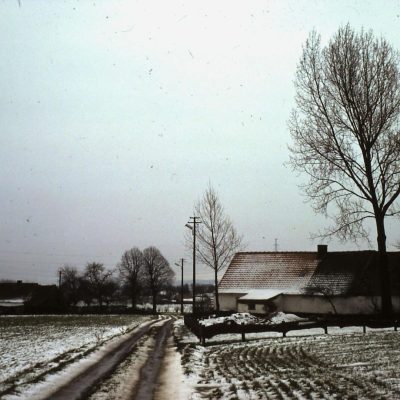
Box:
[102,277,119,306]
[78,275,93,306]
[58,265,80,306]
[84,262,114,308]
[193,185,243,312]
[142,247,174,313]
[118,247,144,309]
[289,25,400,315]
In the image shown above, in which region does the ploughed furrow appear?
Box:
[192,332,400,399]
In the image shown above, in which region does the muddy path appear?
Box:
[86,318,180,400]
[130,319,173,400]
[43,319,163,400]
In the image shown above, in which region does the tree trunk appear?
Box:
[131,291,136,310]
[214,268,220,312]
[152,289,157,313]
[375,214,393,316]
[98,292,103,308]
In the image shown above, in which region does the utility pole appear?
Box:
[59,269,62,287]
[274,238,279,252]
[185,216,201,314]
[174,258,185,314]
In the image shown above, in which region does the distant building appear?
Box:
[0,281,65,314]
[0,281,38,311]
[218,245,400,315]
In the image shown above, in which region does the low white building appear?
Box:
[218,245,400,315]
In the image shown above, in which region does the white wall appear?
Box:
[238,302,266,314]
[225,294,400,315]
[219,293,243,311]
[280,295,400,315]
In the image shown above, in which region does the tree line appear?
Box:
[59,246,175,312]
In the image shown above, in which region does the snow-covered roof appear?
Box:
[304,251,374,295]
[219,252,318,293]
[219,250,400,296]
[238,289,283,300]
[219,289,251,294]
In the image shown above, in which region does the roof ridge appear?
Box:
[236,251,315,254]
[234,250,400,255]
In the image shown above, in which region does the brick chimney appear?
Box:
[317,244,328,258]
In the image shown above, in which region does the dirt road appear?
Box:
[40,318,180,400]
[130,319,173,400]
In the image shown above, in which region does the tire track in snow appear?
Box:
[131,319,173,400]
[43,319,160,400]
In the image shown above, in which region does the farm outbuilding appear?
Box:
[0,281,65,314]
[218,245,400,315]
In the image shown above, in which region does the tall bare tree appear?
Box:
[118,247,144,309]
[84,262,114,308]
[142,246,174,313]
[289,25,400,315]
[193,185,243,312]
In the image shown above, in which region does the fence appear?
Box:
[184,314,400,345]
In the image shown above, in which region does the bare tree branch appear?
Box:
[143,246,174,313]
[289,24,400,315]
[189,184,244,312]
[118,247,144,309]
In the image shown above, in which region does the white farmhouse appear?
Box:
[218,245,400,315]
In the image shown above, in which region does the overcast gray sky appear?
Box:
[1,0,400,284]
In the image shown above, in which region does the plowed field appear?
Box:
[176,322,400,399]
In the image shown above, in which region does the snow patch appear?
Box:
[198,312,305,327]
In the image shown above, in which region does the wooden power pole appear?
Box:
[175,258,185,314]
[186,216,201,314]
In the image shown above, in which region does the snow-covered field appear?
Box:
[174,319,400,399]
[4,314,400,399]
[0,314,152,398]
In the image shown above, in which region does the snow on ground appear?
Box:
[154,324,186,400]
[199,313,259,327]
[87,319,168,400]
[198,312,304,327]
[136,303,193,313]
[0,299,24,307]
[0,314,152,398]
[174,319,400,399]
[81,317,184,400]
[5,314,398,399]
